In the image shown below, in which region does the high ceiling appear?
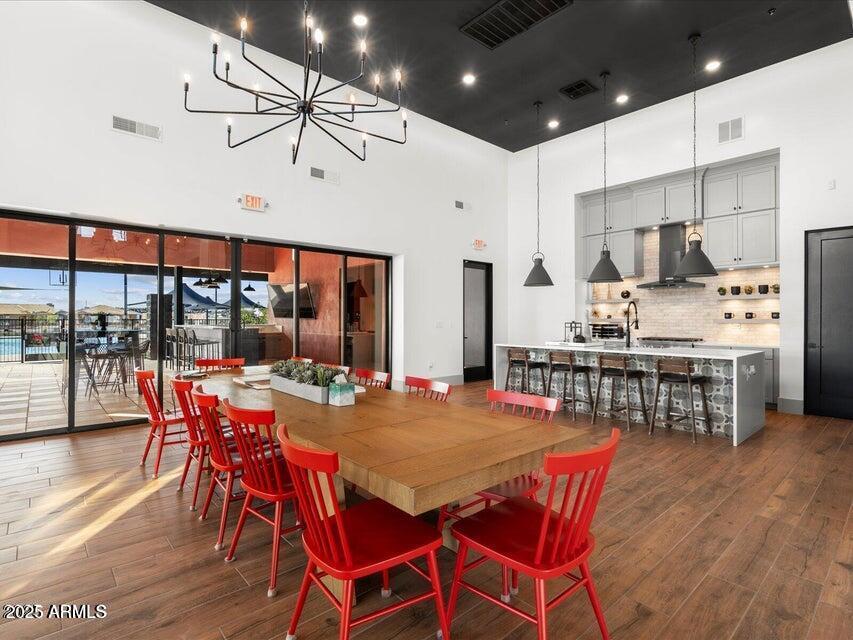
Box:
[148,0,852,152]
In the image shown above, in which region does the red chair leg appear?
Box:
[189,445,206,511]
[178,444,195,493]
[581,561,609,640]
[199,470,218,521]
[534,578,548,640]
[215,472,235,551]
[436,505,449,533]
[225,494,252,562]
[152,424,167,479]
[268,501,283,597]
[511,569,519,595]
[140,424,155,466]
[446,542,468,627]
[501,565,511,603]
[381,569,391,598]
[286,561,315,640]
[339,579,355,640]
[427,550,450,640]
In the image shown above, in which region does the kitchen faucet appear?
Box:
[625,301,639,348]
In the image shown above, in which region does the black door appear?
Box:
[805,226,853,417]
[463,260,492,382]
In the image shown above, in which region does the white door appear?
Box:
[704,172,739,218]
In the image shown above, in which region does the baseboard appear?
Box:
[777,397,804,415]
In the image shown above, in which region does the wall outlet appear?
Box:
[428,361,434,370]
[828,179,836,190]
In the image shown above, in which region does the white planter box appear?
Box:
[270,375,329,404]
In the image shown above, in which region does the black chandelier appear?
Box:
[183,0,407,163]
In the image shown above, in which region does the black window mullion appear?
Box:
[293,249,300,357]
[156,233,165,399]
[67,224,76,431]
[230,240,241,358]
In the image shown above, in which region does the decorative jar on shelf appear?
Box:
[758,284,769,294]
[717,287,727,296]
[744,285,754,295]
[731,286,741,295]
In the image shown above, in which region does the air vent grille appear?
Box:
[718,117,744,143]
[559,79,598,101]
[310,167,325,180]
[460,0,573,50]
[112,115,162,140]
[309,166,340,185]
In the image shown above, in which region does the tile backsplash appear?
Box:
[588,228,780,346]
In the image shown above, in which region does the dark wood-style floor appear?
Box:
[0,380,850,640]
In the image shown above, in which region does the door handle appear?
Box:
[807,343,823,349]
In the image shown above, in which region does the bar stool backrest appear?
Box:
[193,387,239,470]
[598,354,629,371]
[507,348,529,364]
[656,357,693,376]
[535,429,620,566]
[549,351,574,366]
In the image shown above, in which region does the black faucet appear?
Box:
[625,301,639,348]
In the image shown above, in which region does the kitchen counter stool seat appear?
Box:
[592,355,650,431]
[650,358,712,444]
[505,348,547,396]
[546,351,594,420]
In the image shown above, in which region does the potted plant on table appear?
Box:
[269,359,350,405]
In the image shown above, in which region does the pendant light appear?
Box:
[243,283,256,292]
[523,101,554,287]
[588,72,623,283]
[675,34,718,278]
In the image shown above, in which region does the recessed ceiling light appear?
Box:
[652,225,659,230]
[728,267,735,271]
[353,14,368,27]
[547,119,559,129]
[705,60,722,72]
[462,73,476,85]
[615,94,629,104]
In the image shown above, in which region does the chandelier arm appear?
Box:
[316,86,402,116]
[227,114,301,149]
[312,57,366,100]
[240,40,302,101]
[212,54,297,110]
[291,113,308,164]
[307,48,325,104]
[308,114,366,161]
[312,113,407,145]
[314,89,379,108]
[256,99,299,114]
[184,91,298,117]
[314,104,355,123]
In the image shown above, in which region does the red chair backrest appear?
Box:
[195,358,245,371]
[170,377,203,445]
[134,369,164,423]
[192,387,239,471]
[291,356,313,363]
[320,363,351,376]
[354,368,390,389]
[278,425,353,567]
[535,429,620,566]
[405,375,451,401]
[486,389,561,422]
[223,399,289,496]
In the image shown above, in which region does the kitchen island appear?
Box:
[495,342,765,445]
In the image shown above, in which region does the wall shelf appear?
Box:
[586,299,634,304]
[715,318,780,324]
[715,294,779,302]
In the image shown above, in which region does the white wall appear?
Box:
[0,1,509,383]
[507,38,853,408]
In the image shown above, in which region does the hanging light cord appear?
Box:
[691,35,699,240]
[535,102,542,258]
[602,73,608,249]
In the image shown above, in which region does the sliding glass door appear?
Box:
[297,250,345,366]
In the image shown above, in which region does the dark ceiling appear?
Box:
[149,0,851,152]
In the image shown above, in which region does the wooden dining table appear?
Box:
[198,367,584,516]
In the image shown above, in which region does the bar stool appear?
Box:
[545,351,594,420]
[591,354,649,431]
[649,357,712,444]
[504,348,547,395]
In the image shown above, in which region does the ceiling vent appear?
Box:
[309,166,340,185]
[718,117,744,143]
[558,79,598,101]
[112,115,162,141]
[460,0,573,50]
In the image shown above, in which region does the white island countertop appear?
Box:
[496,342,765,360]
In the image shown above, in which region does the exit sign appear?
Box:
[240,193,266,212]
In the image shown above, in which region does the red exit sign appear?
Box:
[240,193,266,212]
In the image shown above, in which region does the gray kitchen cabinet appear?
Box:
[633,186,665,228]
[703,214,739,268]
[703,172,739,218]
[764,355,774,404]
[583,199,605,236]
[739,209,777,265]
[582,231,643,278]
[584,195,632,235]
[739,165,776,213]
[664,181,696,224]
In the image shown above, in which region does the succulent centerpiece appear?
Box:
[269,359,352,405]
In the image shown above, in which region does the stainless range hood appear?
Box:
[638,224,705,289]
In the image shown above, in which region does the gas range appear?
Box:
[638,337,704,348]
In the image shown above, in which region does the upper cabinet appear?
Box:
[633,186,665,228]
[704,164,776,219]
[664,181,696,224]
[703,209,777,268]
[580,231,644,278]
[583,193,632,235]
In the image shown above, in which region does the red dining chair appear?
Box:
[194,357,245,371]
[436,390,562,535]
[291,356,313,363]
[136,369,189,479]
[278,426,450,640]
[320,363,351,376]
[193,387,243,551]
[405,375,451,401]
[446,429,621,640]
[170,377,214,511]
[222,400,301,597]
[354,368,390,389]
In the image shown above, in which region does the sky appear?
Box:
[0,267,270,312]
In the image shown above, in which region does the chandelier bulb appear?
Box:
[239,18,248,34]
[395,68,402,84]
[223,51,231,63]
[252,82,260,91]
[360,39,367,55]
[225,117,233,127]
[401,110,408,122]
[183,73,191,84]
[306,15,313,29]
[290,136,297,147]
[210,32,221,44]
[314,29,324,44]
[349,93,356,104]
[374,73,381,86]
[362,133,368,143]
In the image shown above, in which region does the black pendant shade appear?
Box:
[674,237,718,277]
[192,278,204,287]
[588,248,624,283]
[243,283,256,292]
[524,255,554,287]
